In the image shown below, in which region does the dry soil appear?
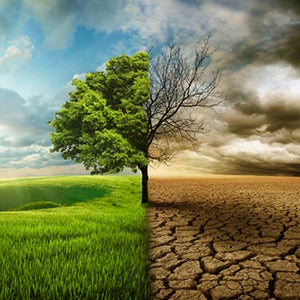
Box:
[147,176,300,300]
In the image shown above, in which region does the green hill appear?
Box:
[0,176,111,211]
[0,175,150,299]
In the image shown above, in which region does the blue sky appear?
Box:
[1,0,300,177]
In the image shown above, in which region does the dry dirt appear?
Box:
[147,176,300,300]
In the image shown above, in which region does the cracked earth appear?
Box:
[147,177,300,300]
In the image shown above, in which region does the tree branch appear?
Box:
[146,39,224,162]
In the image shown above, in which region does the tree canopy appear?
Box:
[50,52,150,175]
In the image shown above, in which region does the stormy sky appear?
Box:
[0,0,300,177]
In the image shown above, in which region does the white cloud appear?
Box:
[72,72,87,81]
[0,86,63,144]
[22,0,239,49]
[255,64,300,101]
[24,0,78,49]
[0,164,88,178]
[0,86,86,173]
[0,35,34,72]
[220,139,289,162]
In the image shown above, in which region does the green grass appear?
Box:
[0,176,110,211]
[0,176,150,300]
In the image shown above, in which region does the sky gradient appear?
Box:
[1,0,300,177]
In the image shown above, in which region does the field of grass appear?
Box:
[0,175,150,300]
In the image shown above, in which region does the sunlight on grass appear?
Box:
[0,176,110,211]
[0,176,150,300]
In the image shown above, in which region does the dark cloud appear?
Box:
[276,24,300,67]
[178,0,252,11]
[206,0,300,176]
[273,0,300,14]
[175,138,300,176]
[226,91,300,135]
[243,0,300,67]
[197,133,300,176]
[220,158,300,177]
[264,101,300,132]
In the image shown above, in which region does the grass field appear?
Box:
[0,175,150,300]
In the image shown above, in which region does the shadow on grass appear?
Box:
[0,183,110,211]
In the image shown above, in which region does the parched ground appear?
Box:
[147,176,300,300]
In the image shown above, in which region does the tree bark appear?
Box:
[140,165,149,204]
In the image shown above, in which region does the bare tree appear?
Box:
[141,39,223,203]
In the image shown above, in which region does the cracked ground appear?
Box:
[147,177,300,300]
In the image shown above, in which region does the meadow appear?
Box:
[0,176,150,300]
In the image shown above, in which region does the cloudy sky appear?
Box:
[0,0,300,177]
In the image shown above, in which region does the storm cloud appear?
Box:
[231,0,300,68]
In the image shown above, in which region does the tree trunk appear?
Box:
[140,165,149,204]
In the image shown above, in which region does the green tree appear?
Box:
[50,41,221,204]
[50,52,150,202]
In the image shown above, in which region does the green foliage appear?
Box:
[0,176,150,299]
[50,52,150,174]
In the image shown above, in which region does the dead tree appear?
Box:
[141,39,223,203]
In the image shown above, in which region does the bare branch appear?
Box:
[145,38,224,163]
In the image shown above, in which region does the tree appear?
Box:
[50,40,221,204]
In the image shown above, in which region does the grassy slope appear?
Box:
[0,176,111,211]
[0,176,150,300]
